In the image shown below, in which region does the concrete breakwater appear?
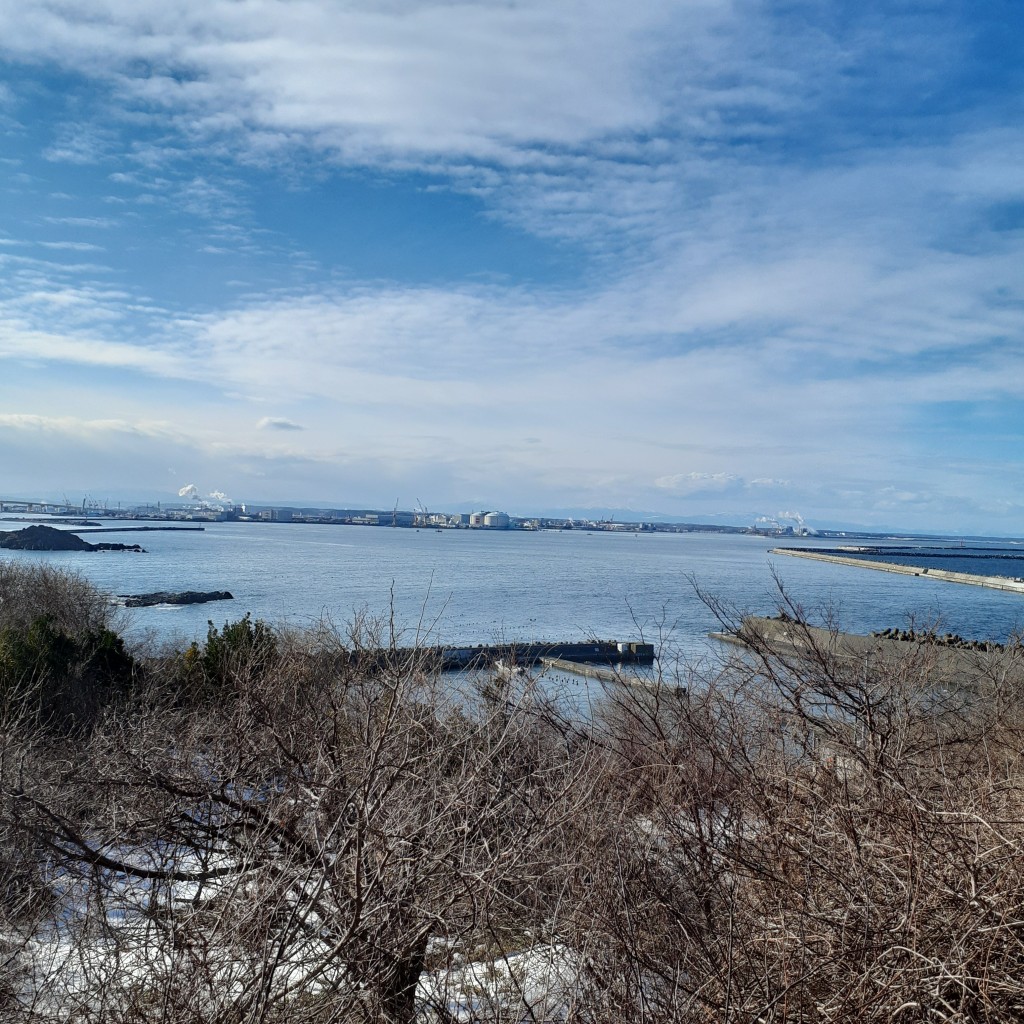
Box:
[351,639,656,673]
[772,547,1024,595]
[538,655,680,693]
[713,615,1024,689]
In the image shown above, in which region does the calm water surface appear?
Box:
[2,521,1023,657]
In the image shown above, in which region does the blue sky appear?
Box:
[1,1,1022,532]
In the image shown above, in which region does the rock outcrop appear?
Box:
[0,525,144,552]
[0,526,93,551]
[120,591,234,608]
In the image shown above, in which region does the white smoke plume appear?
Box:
[777,510,817,534]
[178,483,200,501]
[754,511,816,535]
[208,490,230,503]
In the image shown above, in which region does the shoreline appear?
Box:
[772,547,1024,595]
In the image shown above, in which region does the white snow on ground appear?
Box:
[17,923,584,1021]
[418,943,585,1022]
[10,848,586,1021]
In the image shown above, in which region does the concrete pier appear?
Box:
[713,615,1024,690]
[772,547,1024,595]
[539,656,679,693]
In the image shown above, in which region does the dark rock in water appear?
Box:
[121,590,234,608]
[0,525,144,552]
[0,525,94,551]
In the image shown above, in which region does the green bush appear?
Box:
[0,614,135,733]
[179,613,278,700]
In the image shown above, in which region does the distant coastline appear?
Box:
[2,496,1016,545]
[0,499,867,541]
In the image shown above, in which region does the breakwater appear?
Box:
[352,639,656,673]
[713,615,1024,689]
[772,547,1024,595]
[75,526,206,533]
[539,655,678,692]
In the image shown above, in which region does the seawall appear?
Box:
[714,615,1024,689]
[351,639,656,673]
[539,655,679,693]
[772,548,1024,595]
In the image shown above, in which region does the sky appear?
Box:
[1,1,1023,533]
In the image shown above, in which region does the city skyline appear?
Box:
[2,2,1023,534]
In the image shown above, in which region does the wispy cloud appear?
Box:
[257,417,304,431]
[38,241,106,251]
[43,215,118,228]
[42,122,118,165]
[0,413,183,442]
[0,1,780,250]
[654,473,740,496]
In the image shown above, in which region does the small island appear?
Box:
[0,525,144,553]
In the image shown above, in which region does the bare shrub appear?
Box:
[568,593,1024,1022]
[0,562,117,638]
[0,563,135,735]
[3,617,598,1023]
[4,569,1024,1023]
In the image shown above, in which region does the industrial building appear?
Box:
[469,511,510,529]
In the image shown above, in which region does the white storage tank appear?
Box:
[483,511,510,529]
[469,512,486,528]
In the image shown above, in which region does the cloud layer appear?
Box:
[0,1,1022,531]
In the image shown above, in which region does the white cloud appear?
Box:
[0,0,806,249]
[257,417,304,431]
[0,1,675,156]
[0,321,184,375]
[38,241,106,252]
[43,216,118,228]
[42,122,118,165]
[4,248,1022,513]
[654,473,739,495]
[0,412,182,441]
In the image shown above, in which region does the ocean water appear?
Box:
[2,521,1024,657]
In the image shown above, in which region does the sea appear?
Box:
[2,519,1024,662]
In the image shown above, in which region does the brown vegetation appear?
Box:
[1,564,1024,1021]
